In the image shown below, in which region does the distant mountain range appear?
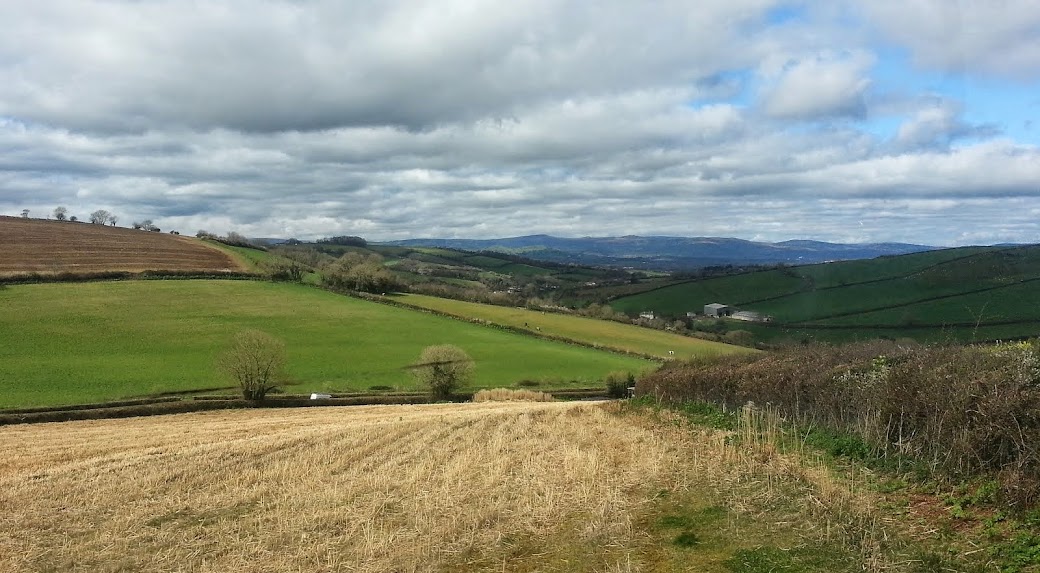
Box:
[381,235,939,270]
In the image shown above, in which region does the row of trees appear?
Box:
[18,206,117,225]
[22,206,171,232]
[219,329,473,402]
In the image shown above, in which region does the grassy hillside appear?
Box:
[394,293,754,359]
[611,245,1040,343]
[0,281,651,408]
[0,216,248,276]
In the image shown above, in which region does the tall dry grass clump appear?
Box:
[638,340,1040,508]
[472,388,554,402]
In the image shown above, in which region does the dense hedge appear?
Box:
[638,340,1040,507]
[0,269,259,285]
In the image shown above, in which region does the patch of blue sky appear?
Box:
[870,46,1040,145]
[764,3,807,26]
[685,69,755,110]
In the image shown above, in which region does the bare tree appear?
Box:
[20,209,29,218]
[217,329,287,401]
[89,209,111,225]
[107,214,118,226]
[53,206,68,221]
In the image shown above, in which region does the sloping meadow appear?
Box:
[638,340,1040,507]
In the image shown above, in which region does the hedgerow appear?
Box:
[638,340,1040,508]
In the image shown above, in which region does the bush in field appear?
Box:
[411,345,474,400]
[605,371,635,399]
[218,329,286,401]
[261,258,306,282]
[322,252,404,294]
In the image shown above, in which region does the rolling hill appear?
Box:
[610,244,1040,343]
[0,216,247,276]
[0,280,652,408]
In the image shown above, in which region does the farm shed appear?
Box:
[704,303,731,317]
[639,311,656,320]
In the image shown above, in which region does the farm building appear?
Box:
[704,303,731,317]
[639,311,656,320]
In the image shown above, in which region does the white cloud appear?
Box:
[854,0,1040,79]
[760,51,873,120]
[1,0,1039,246]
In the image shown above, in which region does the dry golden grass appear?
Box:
[0,400,924,572]
[471,388,554,402]
[0,401,687,572]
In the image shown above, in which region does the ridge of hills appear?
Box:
[382,234,937,270]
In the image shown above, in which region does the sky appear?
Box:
[2,1,1039,246]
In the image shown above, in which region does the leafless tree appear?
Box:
[53,206,67,221]
[89,209,111,225]
[217,329,287,401]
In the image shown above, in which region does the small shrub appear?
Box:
[605,371,635,399]
[410,344,474,400]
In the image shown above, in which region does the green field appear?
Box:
[393,294,754,359]
[610,245,1040,343]
[0,281,653,408]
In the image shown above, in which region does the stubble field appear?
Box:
[0,401,689,572]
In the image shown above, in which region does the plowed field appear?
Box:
[0,216,247,275]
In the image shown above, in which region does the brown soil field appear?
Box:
[0,216,247,276]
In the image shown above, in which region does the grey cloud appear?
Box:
[2,1,1039,247]
[0,0,774,134]
[855,0,1040,79]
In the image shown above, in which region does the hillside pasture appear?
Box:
[393,293,754,359]
[609,245,1040,343]
[0,216,246,276]
[0,281,651,408]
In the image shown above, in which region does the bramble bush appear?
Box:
[637,340,1040,508]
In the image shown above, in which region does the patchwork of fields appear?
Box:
[0,216,245,276]
[611,245,1040,343]
[394,293,753,359]
[0,281,651,408]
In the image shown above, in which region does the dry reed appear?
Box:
[471,388,554,402]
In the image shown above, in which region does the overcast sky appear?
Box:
[2,1,1039,245]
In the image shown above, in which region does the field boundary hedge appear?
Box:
[638,340,1040,509]
[0,388,609,426]
[0,269,261,285]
